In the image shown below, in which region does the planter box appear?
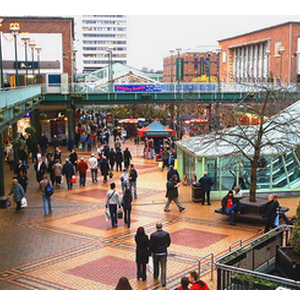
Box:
[276,246,300,281]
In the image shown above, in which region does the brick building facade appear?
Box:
[163,51,219,83]
[1,16,74,84]
[218,22,300,84]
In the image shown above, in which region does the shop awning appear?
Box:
[138,120,175,137]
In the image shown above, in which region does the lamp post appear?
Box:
[265,49,271,83]
[106,45,114,93]
[215,46,222,129]
[0,18,4,89]
[29,40,36,83]
[278,46,285,83]
[21,32,30,86]
[9,22,20,87]
[35,45,42,84]
[175,48,182,139]
[169,49,175,88]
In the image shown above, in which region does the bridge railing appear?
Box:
[41,82,300,95]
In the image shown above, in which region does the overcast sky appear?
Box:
[5,0,300,71]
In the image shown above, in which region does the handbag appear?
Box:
[46,180,54,196]
[274,214,280,227]
[71,175,76,184]
[105,207,110,222]
[21,197,28,208]
[148,256,153,273]
[117,209,123,219]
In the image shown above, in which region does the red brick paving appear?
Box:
[65,256,136,285]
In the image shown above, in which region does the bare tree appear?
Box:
[211,78,300,201]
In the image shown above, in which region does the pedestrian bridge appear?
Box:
[41,82,300,105]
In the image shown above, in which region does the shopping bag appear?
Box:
[21,197,28,208]
[274,214,280,227]
[148,256,153,273]
[71,175,76,184]
[117,209,123,219]
[158,161,163,169]
[105,208,110,222]
[7,197,11,207]
[79,143,83,150]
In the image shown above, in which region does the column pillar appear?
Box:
[0,133,5,198]
[12,123,19,169]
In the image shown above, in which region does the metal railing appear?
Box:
[40,82,300,95]
[215,225,300,290]
[198,253,214,281]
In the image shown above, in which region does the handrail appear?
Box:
[197,253,214,281]
[229,239,242,252]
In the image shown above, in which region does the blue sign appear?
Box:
[114,84,216,93]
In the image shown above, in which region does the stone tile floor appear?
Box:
[0,137,298,290]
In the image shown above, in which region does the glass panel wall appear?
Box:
[206,157,220,191]
[183,151,195,183]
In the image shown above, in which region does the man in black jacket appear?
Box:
[263,194,277,233]
[62,158,75,190]
[150,223,171,287]
[123,147,132,170]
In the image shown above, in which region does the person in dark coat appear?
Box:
[199,171,214,205]
[100,157,110,183]
[165,174,185,212]
[31,141,39,163]
[47,156,56,186]
[167,165,180,181]
[14,159,28,176]
[18,170,28,193]
[263,195,277,233]
[123,147,132,169]
[69,149,78,174]
[135,226,149,281]
[122,188,132,228]
[115,148,123,172]
[34,157,47,183]
[39,134,48,157]
[107,148,116,171]
[18,147,28,165]
[62,158,75,190]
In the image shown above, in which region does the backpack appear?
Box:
[45,180,54,196]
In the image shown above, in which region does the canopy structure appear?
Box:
[138,120,175,138]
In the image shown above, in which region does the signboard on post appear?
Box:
[176,58,184,81]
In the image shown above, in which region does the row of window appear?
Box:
[83,53,127,58]
[83,15,126,18]
[83,47,127,51]
[83,40,127,45]
[83,60,127,65]
[83,34,127,38]
[82,27,127,32]
[83,20,127,25]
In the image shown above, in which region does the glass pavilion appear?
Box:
[176,100,300,199]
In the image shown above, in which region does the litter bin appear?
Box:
[0,198,8,209]
[192,182,203,203]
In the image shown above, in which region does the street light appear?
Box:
[21,32,30,86]
[35,45,42,84]
[29,40,36,83]
[0,17,4,89]
[9,22,20,87]
[175,48,182,139]
[106,44,114,92]
[278,46,285,82]
[215,46,222,129]
[169,49,175,88]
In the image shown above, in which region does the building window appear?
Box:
[222,51,226,63]
[275,41,282,56]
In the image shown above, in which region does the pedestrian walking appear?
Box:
[34,157,47,183]
[135,226,149,281]
[120,169,129,195]
[39,133,48,157]
[199,171,214,205]
[123,147,132,169]
[18,170,28,193]
[161,148,170,171]
[165,174,185,212]
[62,158,75,190]
[115,148,123,172]
[69,149,78,174]
[39,174,53,215]
[47,156,56,186]
[77,157,88,187]
[8,179,25,211]
[263,194,277,233]
[88,153,98,183]
[52,159,63,187]
[107,147,116,171]
[100,157,110,183]
[121,127,127,143]
[114,137,121,151]
[105,182,121,227]
[129,164,138,199]
[122,188,132,228]
[149,222,171,287]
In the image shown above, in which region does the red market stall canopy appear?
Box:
[138,120,175,137]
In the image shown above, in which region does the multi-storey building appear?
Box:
[218,22,300,84]
[74,15,127,74]
[1,16,75,85]
[163,50,220,83]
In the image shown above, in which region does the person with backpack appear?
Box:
[39,174,53,215]
[164,174,185,212]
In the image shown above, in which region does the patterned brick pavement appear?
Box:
[0,137,298,290]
